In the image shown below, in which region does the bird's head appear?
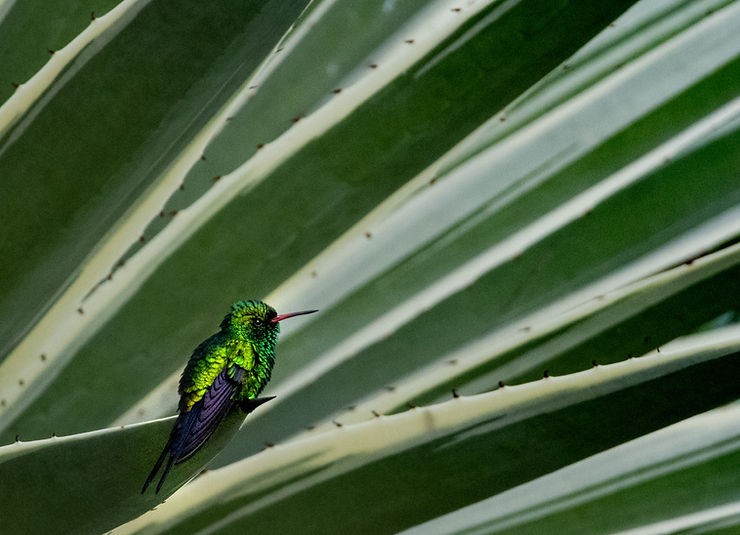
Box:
[220,300,317,346]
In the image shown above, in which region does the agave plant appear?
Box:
[1,0,739,533]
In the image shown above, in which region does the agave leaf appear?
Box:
[211,4,740,462]
[295,242,740,437]
[0,0,122,108]
[1,0,739,532]
[0,402,269,535]
[0,0,638,444]
[0,0,307,372]
[399,402,740,535]
[405,242,740,408]
[115,328,740,534]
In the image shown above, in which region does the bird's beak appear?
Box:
[271,309,318,323]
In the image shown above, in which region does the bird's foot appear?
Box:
[239,396,276,414]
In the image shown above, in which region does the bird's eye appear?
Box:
[254,318,264,327]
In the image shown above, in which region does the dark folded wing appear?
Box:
[173,366,244,463]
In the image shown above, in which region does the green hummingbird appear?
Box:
[141,299,317,494]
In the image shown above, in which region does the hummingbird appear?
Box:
[141,299,317,494]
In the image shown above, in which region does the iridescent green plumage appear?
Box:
[141,299,317,494]
[179,300,278,412]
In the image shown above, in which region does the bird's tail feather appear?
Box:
[171,368,241,465]
[155,451,178,494]
[143,396,218,494]
[140,422,179,494]
[141,366,276,494]
[141,395,277,494]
